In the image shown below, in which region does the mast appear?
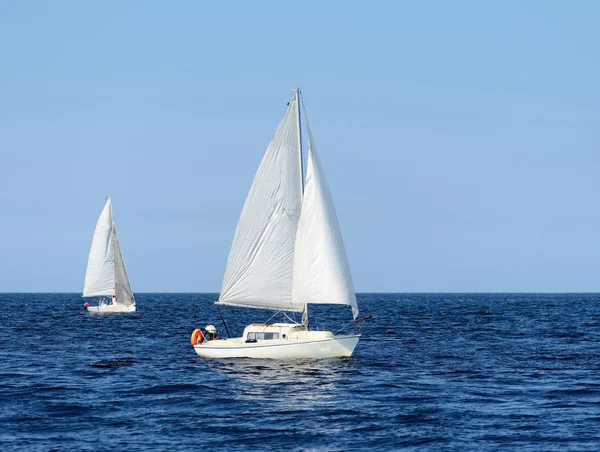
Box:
[293,88,308,326]
[109,196,117,298]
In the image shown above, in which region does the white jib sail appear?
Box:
[113,228,135,305]
[83,198,116,297]
[217,98,303,312]
[83,198,135,305]
[292,120,359,319]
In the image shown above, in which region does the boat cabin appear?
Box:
[243,323,306,343]
[241,323,335,343]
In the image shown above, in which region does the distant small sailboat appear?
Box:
[191,88,369,359]
[83,197,136,313]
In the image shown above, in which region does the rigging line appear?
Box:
[333,319,356,336]
[334,314,372,335]
[299,91,313,143]
[282,311,300,324]
[264,310,283,325]
[216,305,232,338]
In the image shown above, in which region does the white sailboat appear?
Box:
[192,88,368,359]
[82,197,136,313]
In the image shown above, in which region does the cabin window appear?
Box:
[247,332,280,341]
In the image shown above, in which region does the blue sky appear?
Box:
[1,1,598,292]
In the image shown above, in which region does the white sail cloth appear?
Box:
[83,198,135,305]
[292,121,358,319]
[217,91,357,317]
[217,99,303,312]
[113,228,135,305]
[83,199,115,297]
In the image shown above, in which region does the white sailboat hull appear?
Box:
[86,304,136,313]
[193,334,359,359]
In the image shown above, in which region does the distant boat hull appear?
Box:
[86,304,136,313]
[193,334,359,359]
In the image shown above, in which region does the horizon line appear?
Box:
[2,291,600,295]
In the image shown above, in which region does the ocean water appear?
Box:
[0,293,599,451]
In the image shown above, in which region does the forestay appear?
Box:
[217,99,303,312]
[292,116,359,319]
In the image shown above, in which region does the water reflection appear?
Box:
[207,358,353,407]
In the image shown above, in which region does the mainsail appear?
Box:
[217,98,303,312]
[83,198,135,305]
[292,116,359,319]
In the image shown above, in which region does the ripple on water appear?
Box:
[0,293,599,451]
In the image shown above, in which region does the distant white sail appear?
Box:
[83,199,115,297]
[113,228,135,305]
[217,99,303,312]
[292,120,359,319]
[83,198,135,305]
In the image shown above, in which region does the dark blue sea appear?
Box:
[1,294,599,451]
